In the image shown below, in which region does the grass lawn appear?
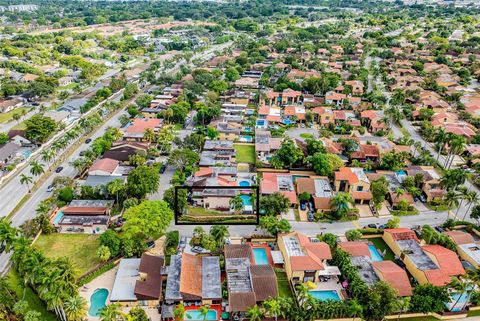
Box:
[275,271,294,298]
[7,269,57,321]
[12,121,27,130]
[468,310,480,317]
[367,237,395,261]
[33,233,102,277]
[234,144,256,163]
[0,107,30,123]
[187,206,229,216]
[58,83,78,90]
[299,133,313,139]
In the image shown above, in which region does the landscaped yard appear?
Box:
[33,233,103,277]
[0,107,30,123]
[234,144,256,163]
[7,269,57,321]
[367,237,395,261]
[187,206,229,216]
[275,270,294,298]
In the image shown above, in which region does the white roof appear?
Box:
[110,258,141,302]
[271,251,284,264]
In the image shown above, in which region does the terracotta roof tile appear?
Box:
[338,242,371,257]
[444,231,475,245]
[180,253,202,298]
[372,261,412,296]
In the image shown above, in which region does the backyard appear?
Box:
[275,270,294,298]
[33,233,103,277]
[367,237,395,261]
[234,144,256,163]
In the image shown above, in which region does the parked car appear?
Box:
[434,226,446,233]
[85,138,92,144]
[146,240,155,249]
[419,195,426,203]
[159,164,167,173]
[46,185,54,192]
[300,202,306,211]
[79,150,86,156]
[55,166,64,173]
[378,224,387,230]
[307,212,314,222]
[364,223,378,229]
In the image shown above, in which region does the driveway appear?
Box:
[357,204,374,218]
[285,127,318,142]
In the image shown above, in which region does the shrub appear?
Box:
[345,229,363,241]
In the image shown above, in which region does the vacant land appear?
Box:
[234,144,256,163]
[33,234,102,276]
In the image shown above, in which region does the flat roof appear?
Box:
[59,215,108,225]
[165,254,182,301]
[202,256,222,299]
[68,200,114,207]
[314,178,333,198]
[351,256,379,285]
[282,235,305,257]
[459,243,480,263]
[110,258,141,302]
[397,239,438,270]
[225,257,252,293]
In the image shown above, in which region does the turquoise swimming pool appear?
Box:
[309,290,341,301]
[88,288,108,316]
[240,195,251,206]
[185,309,218,320]
[253,248,269,265]
[368,245,383,262]
[53,211,64,225]
[239,180,251,187]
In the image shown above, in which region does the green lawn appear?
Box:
[187,206,229,216]
[7,269,57,321]
[299,133,313,139]
[468,309,480,317]
[234,144,256,163]
[58,82,78,90]
[275,271,294,298]
[33,234,102,277]
[0,107,30,123]
[12,121,27,130]
[367,237,395,261]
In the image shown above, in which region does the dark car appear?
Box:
[146,240,155,249]
[85,138,92,144]
[434,226,446,233]
[79,150,86,156]
[307,212,314,222]
[55,166,64,173]
[159,165,167,173]
[46,184,54,192]
[191,246,205,253]
[300,202,306,211]
[364,223,378,229]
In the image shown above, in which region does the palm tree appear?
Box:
[209,225,229,248]
[434,128,448,162]
[246,305,263,321]
[29,161,44,176]
[13,113,21,123]
[264,298,282,321]
[330,192,354,219]
[100,303,124,321]
[64,295,88,321]
[40,150,54,165]
[199,305,209,321]
[348,298,363,321]
[173,303,185,321]
[230,195,244,214]
[463,191,479,220]
[396,297,410,321]
[394,188,404,201]
[444,191,460,221]
[20,174,33,193]
[107,179,125,207]
[143,128,156,143]
[455,186,469,216]
[449,277,473,312]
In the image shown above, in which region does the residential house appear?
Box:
[255,130,282,164]
[360,110,387,133]
[261,172,297,206]
[334,167,372,204]
[383,228,465,286]
[338,241,412,296]
[225,244,278,318]
[165,254,222,305]
[102,141,149,164]
[325,92,346,106]
[0,142,20,167]
[345,80,364,96]
[85,158,131,187]
[0,97,23,113]
[124,118,162,142]
[295,176,334,213]
[199,140,236,167]
[53,200,114,234]
[445,231,480,268]
[110,254,163,306]
[406,166,445,202]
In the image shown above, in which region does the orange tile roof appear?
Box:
[384,228,418,241]
[89,158,119,173]
[290,255,323,271]
[334,167,359,184]
[126,118,162,134]
[194,167,214,177]
[351,191,373,200]
[444,231,475,245]
[284,106,296,116]
[338,242,371,257]
[282,88,301,97]
[258,105,270,115]
[260,173,297,204]
[372,261,412,296]
[304,242,332,260]
[423,245,465,284]
[180,253,202,298]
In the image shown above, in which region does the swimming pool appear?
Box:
[240,195,251,206]
[53,211,64,225]
[239,180,251,187]
[446,288,472,312]
[253,248,269,265]
[240,135,253,142]
[309,290,341,301]
[184,309,218,320]
[88,288,108,316]
[368,245,383,262]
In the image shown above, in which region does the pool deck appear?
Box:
[249,243,274,266]
[79,266,118,321]
[310,278,345,300]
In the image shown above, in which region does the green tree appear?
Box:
[24,115,57,144]
[345,229,362,241]
[386,217,400,228]
[163,187,187,213]
[259,216,291,237]
[173,303,185,321]
[126,165,160,199]
[97,245,111,262]
[246,305,263,321]
[410,284,449,314]
[168,148,200,175]
[371,177,388,210]
[0,132,8,144]
[122,200,174,240]
[64,296,88,321]
[20,174,33,193]
[260,192,290,216]
[330,192,354,219]
[229,195,244,214]
[100,303,124,321]
[29,161,44,176]
[209,225,230,248]
[107,179,125,207]
[205,127,219,140]
[135,94,153,109]
[99,230,123,257]
[270,138,303,169]
[127,306,148,321]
